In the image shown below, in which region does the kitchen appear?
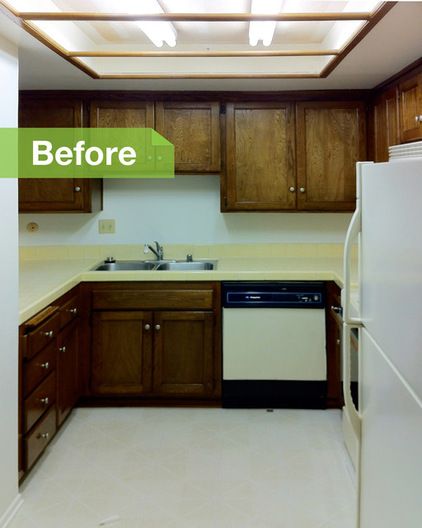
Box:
[0,1,422,527]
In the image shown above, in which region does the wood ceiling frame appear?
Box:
[0,1,397,80]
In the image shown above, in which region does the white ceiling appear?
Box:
[0,1,421,90]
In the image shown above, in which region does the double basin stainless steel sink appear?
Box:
[93,259,216,272]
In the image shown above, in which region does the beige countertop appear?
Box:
[19,253,350,324]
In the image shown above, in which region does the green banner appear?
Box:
[0,128,174,178]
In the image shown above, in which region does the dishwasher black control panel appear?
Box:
[222,281,325,309]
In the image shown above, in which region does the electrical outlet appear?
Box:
[98,219,116,234]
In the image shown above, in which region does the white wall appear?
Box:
[0,35,20,527]
[19,177,352,246]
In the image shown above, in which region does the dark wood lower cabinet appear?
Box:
[91,311,153,396]
[153,311,214,397]
[91,309,216,400]
[85,282,221,403]
[19,287,81,482]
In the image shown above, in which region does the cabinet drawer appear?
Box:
[25,406,56,471]
[24,372,56,433]
[59,296,79,329]
[24,341,56,397]
[92,289,214,310]
[26,313,59,359]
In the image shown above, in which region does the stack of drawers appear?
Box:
[20,289,80,477]
[22,308,59,471]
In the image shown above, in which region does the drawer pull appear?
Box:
[144,324,151,331]
[59,346,66,353]
[40,362,50,370]
[67,308,77,315]
[155,324,161,331]
[40,397,49,406]
[43,330,54,338]
[37,432,49,440]
[336,339,341,345]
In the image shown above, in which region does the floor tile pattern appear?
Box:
[9,408,356,528]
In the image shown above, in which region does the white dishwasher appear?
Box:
[222,282,327,408]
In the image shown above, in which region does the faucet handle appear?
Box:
[143,244,149,254]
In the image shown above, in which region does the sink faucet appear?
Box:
[144,241,164,261]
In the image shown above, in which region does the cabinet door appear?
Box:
[296,101,366,211]
[372,87,399,162]
[155,101,220,172]
[90,100,154,128]
[18,97,97,213]
[153,311,214,397]
[57,319,80,426]
[399,73,422,142]
[224,102,296,211]
[91,311,153,395]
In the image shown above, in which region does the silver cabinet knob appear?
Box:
[40,362,50,370]
[38,432,49,440]
[336,339,341,345]
[299,187,306,193]
[40,397,49,406]
[59,346,66,353]
[74,186,81,192]
[43,330,54,338]
[415,115,422,123]
[331,305,343,315]
[289,186,295,193]
[144,324,151,331]
[155,324,161,331]
[68,308,77,315]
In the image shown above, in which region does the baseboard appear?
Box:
[0,494,23,528]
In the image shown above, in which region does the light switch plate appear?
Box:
[98,219,116,234]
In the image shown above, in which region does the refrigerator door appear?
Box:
[360,328,422,528]
[360,159,422,401]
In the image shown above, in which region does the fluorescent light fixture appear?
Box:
[121,0,177,48]
[249,0,283,47]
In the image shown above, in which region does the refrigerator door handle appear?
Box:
[343,205,362,326]
[343,323,362,428]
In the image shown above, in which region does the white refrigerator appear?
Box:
[343,158,422,527]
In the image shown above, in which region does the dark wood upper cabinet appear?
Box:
[18,96,102,213]
[90,100,154,128]
[296,101,366,211]
[398,73,422,143]
[372,87,399,162]
[155,101,220,173]
[223,102,296,211]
